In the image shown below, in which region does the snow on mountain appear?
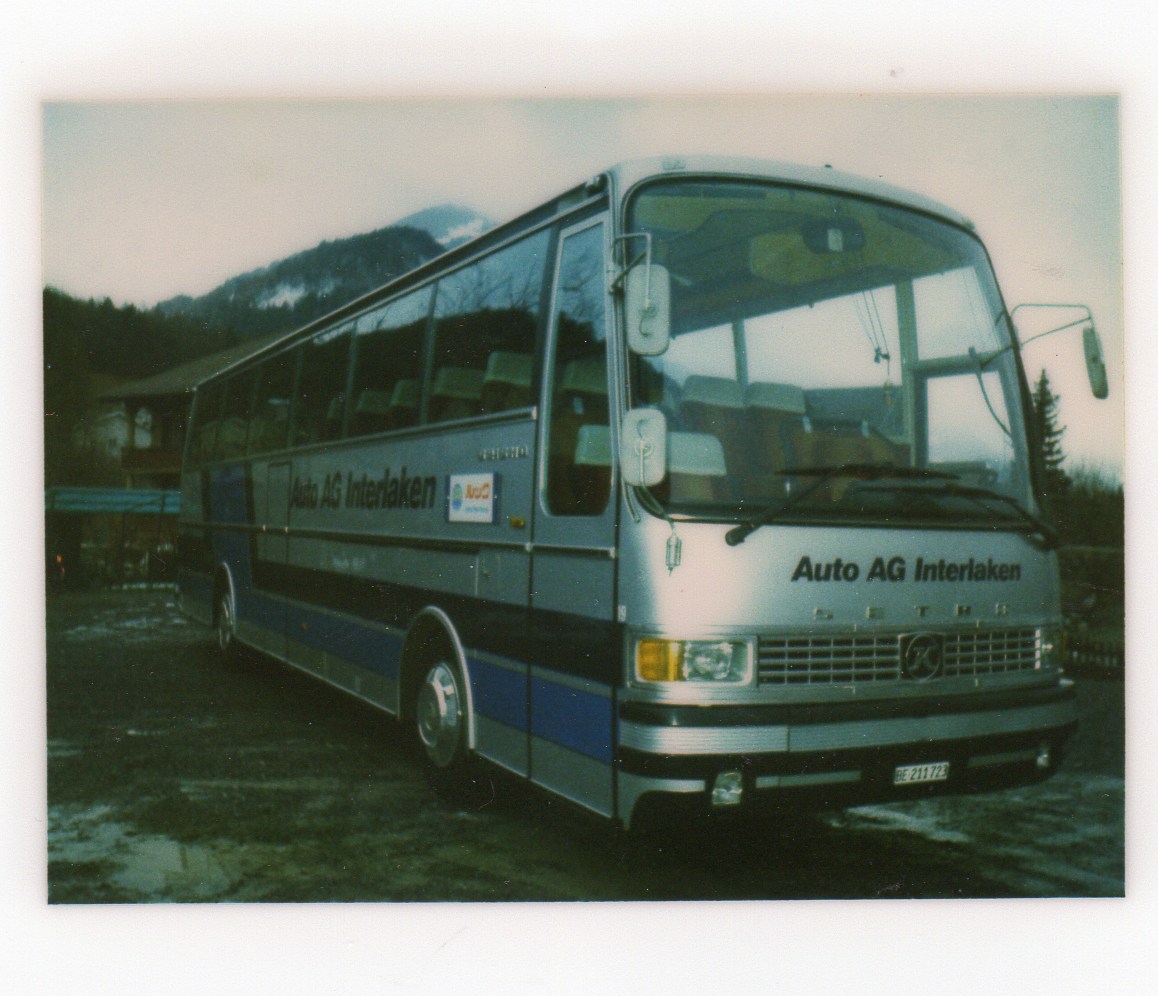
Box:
[155,224,443,339]
[151,204,491,350]
[390,205,492,249]
[256,283,307,310]
[439,217,487,246]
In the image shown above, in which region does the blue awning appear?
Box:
[45,487,181,515]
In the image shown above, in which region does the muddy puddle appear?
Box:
[49,803,235,901]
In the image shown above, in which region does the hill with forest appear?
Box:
[153,224,443,343]
[155,202,488,333]
[152,205,486,345]
[44,205,490,486]
[45,203,490,390]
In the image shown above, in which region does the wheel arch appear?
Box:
[398,606,477,752]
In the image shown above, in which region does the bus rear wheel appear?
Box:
[216,589,237,657]
[415,660,467,771]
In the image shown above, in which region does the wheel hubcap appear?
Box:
[416,662,463,768]
[217,597,233,652]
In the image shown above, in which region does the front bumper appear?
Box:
[616,680,1076,828]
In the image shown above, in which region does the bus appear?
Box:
[178,156,1109,828]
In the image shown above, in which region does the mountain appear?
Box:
[155,205,492,345]
[155,225,441,342]
[44,205,493,488]
[393,204,491,250]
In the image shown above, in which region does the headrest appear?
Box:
[745,381,806,414]
[389,379,419,408]
[682,375,744,409]
[431,366,485,399]
[560,356,608,396]
[355,390,392,416]
[668,432,727,476]
[573,425,612,467]
[484,351,533,387]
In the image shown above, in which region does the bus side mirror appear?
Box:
[625,263,671,355]
[620,408,667,487]
[1083,324,1109,399]
[1012,303,1109,401]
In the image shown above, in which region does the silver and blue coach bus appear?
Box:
[178,156,1109,827]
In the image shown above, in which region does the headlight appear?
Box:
[635,638,752,684]
[1039,626,1064,671]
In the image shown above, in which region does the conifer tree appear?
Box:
[1032,369,1069,501]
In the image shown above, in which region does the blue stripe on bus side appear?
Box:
[239,558,623,687]
[530,677,613,764]
[288,601,404,679]
[187,556,616,761]
[469,657,529,732]
[242,588,286,634]
[212,530,252,589]
[208,465,248,524]
[285,603,534,734]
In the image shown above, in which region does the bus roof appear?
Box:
[603,155,973,230]
[193,156,974,391]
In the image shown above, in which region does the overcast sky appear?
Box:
[41,95,1124,473]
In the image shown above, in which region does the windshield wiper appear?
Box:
[724,463,957,546]
[778,463,958,481]
[872,480,1059,550]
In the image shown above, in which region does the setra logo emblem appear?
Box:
[900,633,945,681]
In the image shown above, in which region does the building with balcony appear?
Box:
[48,334,281,586]
[99,333,282,489]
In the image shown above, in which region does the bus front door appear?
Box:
[245,458,290,661]
[528,217,617,817]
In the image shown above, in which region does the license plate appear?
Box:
[893,761,950,786]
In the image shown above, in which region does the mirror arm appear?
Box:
[1009,302,1107,400]
[611,232,653,297]
[1009,303,1094,346]
[623,475,642,522]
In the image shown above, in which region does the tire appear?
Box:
[415,659,468,772]
[215,588,237,658]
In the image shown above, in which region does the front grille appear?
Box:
[757,628,1039,686]
[757,634,900,684]
[942,628,1040,677]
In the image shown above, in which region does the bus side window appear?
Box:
[248,350,296,454]
[545,223,610,516]
[218,370,256,461]
[191,382,225,464]
[429,230,549,424]
[348,288,430,438]
[292,326,352,446]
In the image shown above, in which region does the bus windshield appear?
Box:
[626,178,1034,527]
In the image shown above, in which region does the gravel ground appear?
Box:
[45,589,1125,903]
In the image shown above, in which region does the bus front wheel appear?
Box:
[415,660,467,771]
